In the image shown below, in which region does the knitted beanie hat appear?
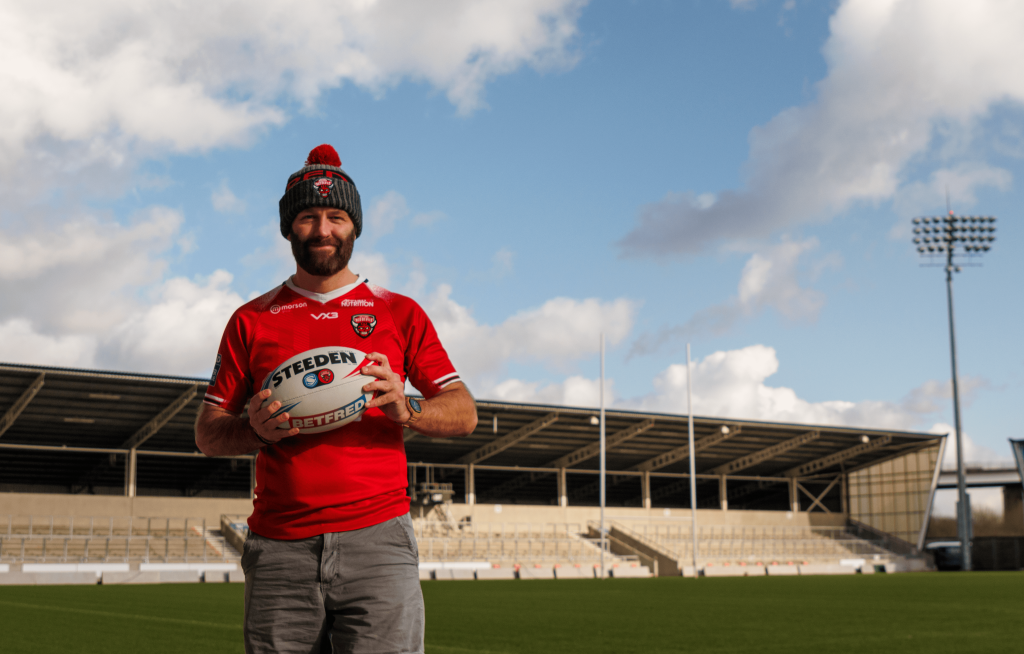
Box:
[278,144,362,239]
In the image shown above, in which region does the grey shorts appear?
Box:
[241,513,424,654]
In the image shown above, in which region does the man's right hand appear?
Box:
[248,389,301,445]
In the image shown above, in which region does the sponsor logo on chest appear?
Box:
[311,312,339,320]
[270,301,308,314]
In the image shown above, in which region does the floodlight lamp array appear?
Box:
[911,214,997,256]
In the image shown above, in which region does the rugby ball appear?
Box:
[260,346,377,434]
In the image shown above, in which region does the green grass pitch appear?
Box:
[0,573,1020,653]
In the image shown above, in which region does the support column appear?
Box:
[789,477,800,512]
[250,458,257,499]
[840,473,848,515]
[466,464,476,506]
[642,471,651,510]
[558,468,567,507]
[126,449,137,498]
[719,475,728,511]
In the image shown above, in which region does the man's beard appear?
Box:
[291,230,355,277]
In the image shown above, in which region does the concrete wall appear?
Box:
[419,502,846,528]
[2,492,847,527]
[0,492,254,523]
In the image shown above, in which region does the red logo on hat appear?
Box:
[313,178,334,197]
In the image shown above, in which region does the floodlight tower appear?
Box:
[911,210,997,571]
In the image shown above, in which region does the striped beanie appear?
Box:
[279,144,362,239]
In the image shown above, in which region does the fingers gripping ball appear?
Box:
[261,347,377,434]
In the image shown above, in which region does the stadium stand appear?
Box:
[411,520,648,578]
[0,362,951,581]
[0,514,240,565]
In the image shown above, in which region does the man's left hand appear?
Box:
[361,352,410,424]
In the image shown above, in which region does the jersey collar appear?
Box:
[284,275,368,304]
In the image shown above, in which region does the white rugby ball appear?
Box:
[260,346,377,434]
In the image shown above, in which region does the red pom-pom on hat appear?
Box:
[305,144,341,167]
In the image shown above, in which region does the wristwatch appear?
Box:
[402,396,423,428]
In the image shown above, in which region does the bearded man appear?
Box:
[195,144,477,654]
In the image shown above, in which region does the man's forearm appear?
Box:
[195,405,264,457]
[407,386,477,438]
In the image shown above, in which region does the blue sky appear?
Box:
[1,1,1021,508]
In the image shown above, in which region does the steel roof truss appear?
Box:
[0,373,45,439]
[796,476,841,513]
[631,425,739,473]
[545,418,654,469]
[453,412,558,465]
[121,384,199,450]
[711,430,820,476]
[785,434,893,477]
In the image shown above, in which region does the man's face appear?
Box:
[289,208,356,277]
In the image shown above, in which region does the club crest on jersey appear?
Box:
[312,178,334,197]
[351,314,376,338]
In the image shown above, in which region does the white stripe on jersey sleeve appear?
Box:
[434,372,461,388]
[205,393,225,403]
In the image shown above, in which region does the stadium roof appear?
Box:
[0,362,943,501]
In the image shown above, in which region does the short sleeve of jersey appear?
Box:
[204,307,253,415]
[381,292,460,398]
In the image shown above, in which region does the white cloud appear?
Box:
[487,375,612,407]
[931,422,1014,470]
[631,239,837,356]
[424,283,637,387]
[889,163,1011,231]
[0,207,181,334]
[0,0,585,175]
[630,344,945,430]
[351,251,391,288]
[362,191,446,244]
[364,191,409,243]
[102,270,244,374]
[491,248,515,278]
[0,207,179,282]
[0,205,245,376]
[619,0,1024,256]
[0,319,97,368]
[211,181,246,214]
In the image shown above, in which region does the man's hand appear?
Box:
[248,389,301,444]
[361,352,411,424]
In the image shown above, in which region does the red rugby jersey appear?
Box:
[205,276,460,539]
